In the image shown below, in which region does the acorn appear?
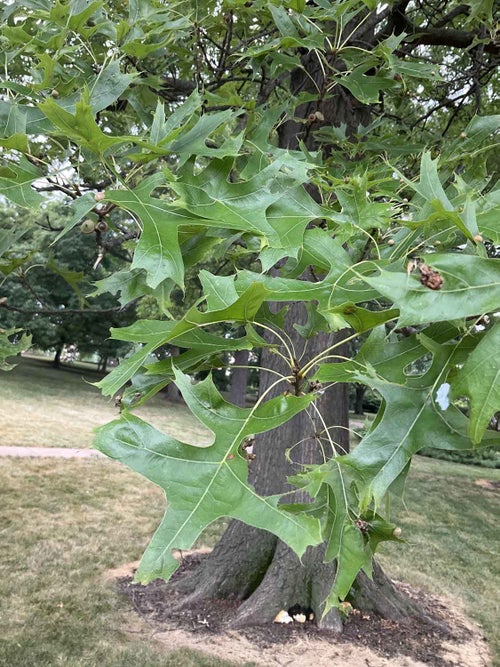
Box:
[80,219,95,234]
[94,191,105,202]
[95,220,108,232]
[473,234,483,243]
[51,89,59,98]
[387,238,395,246]
[393,527,402,538]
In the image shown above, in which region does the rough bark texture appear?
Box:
[228,349,249,408]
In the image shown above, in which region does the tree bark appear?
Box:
[165,346,182,402]
[228,349,249,408]
[354,383,366,416]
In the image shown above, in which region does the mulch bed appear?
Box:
[117,553,475,666]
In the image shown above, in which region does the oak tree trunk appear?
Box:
[174,20,426,629]
[174,302,423,628]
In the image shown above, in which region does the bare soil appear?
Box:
[114,553,492,667]
[475,479,500,491]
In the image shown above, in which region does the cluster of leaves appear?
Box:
[1,0,499,614]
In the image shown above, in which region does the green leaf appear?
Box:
[0,134,29,152]
[0,156,45,208]
[337,66,398,105]
[199,271,239,310]
[334,174,390,231]
[21,61,137,135]
[343,380,476,509]
[317,331,499,510]
[168,110,244,160]
[289,460,399,612]
[38,97,130,154]
[105,175,198,289]
[53,193,97,242]
[89,60,137,116]
[451,323,500,444]
[46,258,86,306]
[268,3,299,37]
[0,225,30,257]
[150,100,167,145]
[172,158,322,253]
[477,188,500,243]
[91,268,153,306]
[234,265,378,311]
[0,101,27,151]
[403,151,453,207]
[120,328,265,408]
[0,329,32,371]
[363,254,500,326]
[322,304,399,333]
[96,282,269,396]
[442,115,500,162]
[94,370,321,584]
[316,328,426,384]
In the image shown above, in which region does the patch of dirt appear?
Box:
[112,553,491,667]
[475,479,500,491]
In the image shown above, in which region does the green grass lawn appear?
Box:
[0,457,241,667]
[0,357,210,449]
[377,457,500,665]
[1,357,499,666]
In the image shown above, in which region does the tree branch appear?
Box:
[378,0,499,56]
[0,302,134,316]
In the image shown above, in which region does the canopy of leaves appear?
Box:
[1,0,499,613]
[0,202,134,360]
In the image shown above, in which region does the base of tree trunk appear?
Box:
[172,520,426,632]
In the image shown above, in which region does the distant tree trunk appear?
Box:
[165,346,182,402]
[229,349,249,407]
[52,345,62,368]
[98,356,108,373]
[354,383,366,415]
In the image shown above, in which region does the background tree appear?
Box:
[0,202,134,367]
[1,0,499,630]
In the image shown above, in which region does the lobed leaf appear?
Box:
[94,370,321,583]
[451,323,500,444]
[363,254,500,326]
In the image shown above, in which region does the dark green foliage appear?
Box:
[419,446,500,469]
